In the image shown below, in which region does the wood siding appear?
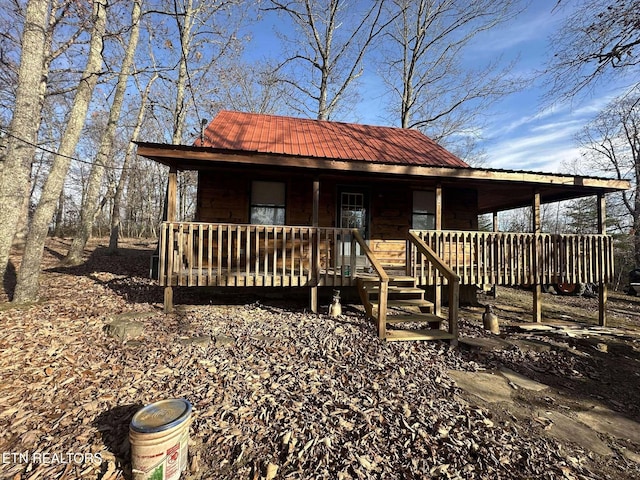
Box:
[195,169,478,269]
[196,170,477,234]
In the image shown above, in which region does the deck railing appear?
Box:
[158,223,614,289]
[352,230,389,339]
[410,229,614,286]
[408,231,459,344]
[158,222,359,287]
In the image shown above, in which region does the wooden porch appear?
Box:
[157,221,614,344]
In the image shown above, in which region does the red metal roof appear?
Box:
[198,110,470,168]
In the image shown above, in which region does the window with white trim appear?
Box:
[250,181,286,225]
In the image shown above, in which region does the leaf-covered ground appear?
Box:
[1,238,639,479]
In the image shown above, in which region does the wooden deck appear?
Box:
[156,222,615,343]
[164,268,355,287]
[158,223,614,289]
[385,329,455,342]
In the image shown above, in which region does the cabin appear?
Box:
[136,110,630,345]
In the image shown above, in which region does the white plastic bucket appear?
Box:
[130,398,192,480]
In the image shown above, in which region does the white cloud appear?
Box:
[476,14,554,53]
[489,140,583,173]
[469,0,568,56]
[484,90,625,174]
[486,112,585,172]
[493,103,565,136]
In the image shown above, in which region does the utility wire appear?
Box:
[0,126,144,171]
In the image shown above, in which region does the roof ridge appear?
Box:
[216,109,416,133]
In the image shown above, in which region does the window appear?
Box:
[250,181,286,225]
[412,190,435,229]
[340,192,367,230]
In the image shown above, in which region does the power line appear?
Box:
[0,126,148,171]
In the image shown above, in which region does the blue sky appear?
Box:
[468,1,622,174]
[246,1,629,175]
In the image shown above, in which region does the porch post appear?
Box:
[492,211,499,298]
[167,167,178,222]
[164,166,178,313]
[435,184,443,230]
[598,193,607,326]
[310,177,320,313]
[434,184,443,316]
[532,191,542,323]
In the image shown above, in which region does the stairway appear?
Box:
[356,275,456,342]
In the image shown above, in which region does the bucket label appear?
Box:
[131,429,190,480]
[130,401,191,480]
[165,443,180,479]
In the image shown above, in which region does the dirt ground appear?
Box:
[465,286,640,423]
[1,238,639,479]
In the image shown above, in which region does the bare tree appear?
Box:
[379,0,522,155]
[266,0,389,120]
[123,157,167,236]
[147,0,246,144]
[576,88,640,263]
[13,0,107,303]
[212,61,292,115]
[108,72,159,252]
[546,0,640,101]
[563,197,598,234]
[64,0,143,265]
[169,0,199,144]
[143,0,247,227]
[0,0,51,286]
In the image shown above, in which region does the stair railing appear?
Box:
[352,229,389,339]
[408,231,460,343]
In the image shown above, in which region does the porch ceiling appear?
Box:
[135,142,629,214]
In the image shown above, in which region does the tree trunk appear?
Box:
[13,185,32,248]
[65,0,142,264]
[53,187,65,237]
[634,212,640,267]
[0,0,50,286]
[108,73,156,253]
[171,0,196,144]
[13,0,107,303]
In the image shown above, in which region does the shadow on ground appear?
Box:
[43,243,347,311]
[93,403,144,480]
[46,245,163,304]
[2,261,17,301]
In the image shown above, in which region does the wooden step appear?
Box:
[368,286,425,294]
[386,313,444,325]
[385,329,455,342]
[357,275,416,285]
[357,274,414,280]
[385,299,434,309]
[388,276,417,284]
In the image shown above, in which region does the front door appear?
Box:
[339,189,368,233]
[338,188,369,268]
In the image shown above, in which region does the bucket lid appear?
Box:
[130,398,192,433]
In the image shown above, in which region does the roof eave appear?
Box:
[135,142,629,194]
